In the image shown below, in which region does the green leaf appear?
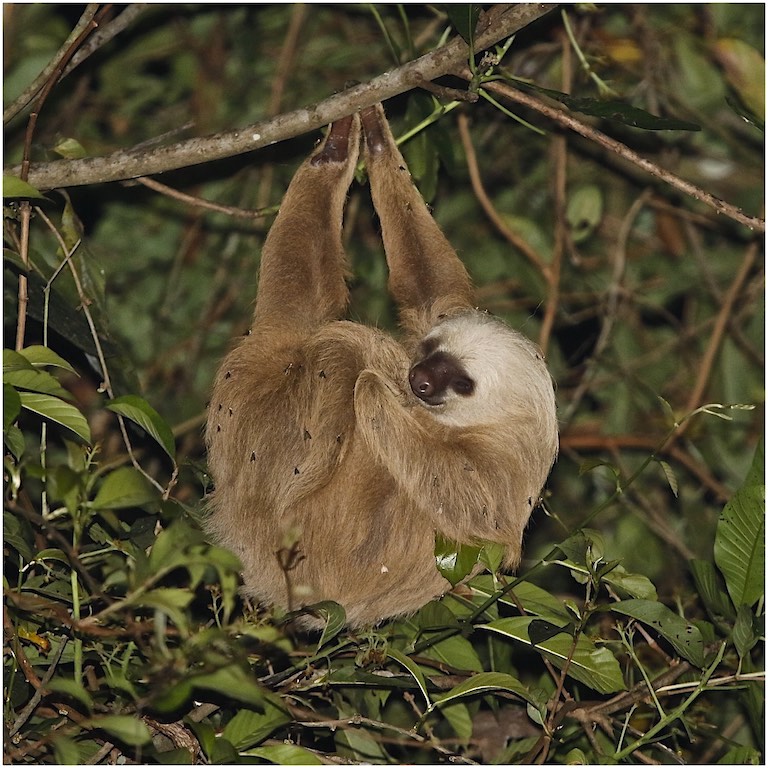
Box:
[51,734,83,765]
[717,744,762,765]
[439,702,473,745]
[422,631,483,673]
[611,599,704,667]
[245,745,323,765]
[479,617,626,694]
[479,541,505,573]
[714,442,765,608]
[387,647,431,707]
[18,391,91,443]
[193,665,267,709]
[52,137,88,160]
[714,38,765,123]
[4,424,25,460]
[446,4,482,46]
[19,345,77,373]
[4,384,21,429]
[689,558,735,622]
[85,714,152,746]
[106,394,176,460]
[46,678,94,711]
[510,80,701,131]
[435,535,482,586]
[3,349,35,373]
[603,565,658,601]
[732,604,760,659]
[222,698,290,750]
[3,509,34,562]
[311,601,346,650]
[566,184,603,243]
[91,466,159,510]
[130,588,194,632]
[4,367,71,399]
[428,671,533,715]
[3,175,47,199]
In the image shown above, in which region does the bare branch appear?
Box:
[5,4,557,190]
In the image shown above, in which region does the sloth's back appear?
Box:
[206,321,448,626]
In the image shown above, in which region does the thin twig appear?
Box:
[677,240,761,430]
[62,4,148,79]
[456,112,548,278]
[35,207,168,494]
[473,75,765,234]
[561,190,651,424]
[134,176,272,218]
[538,30,571,355]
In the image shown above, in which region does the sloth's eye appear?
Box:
[452,377,475,396]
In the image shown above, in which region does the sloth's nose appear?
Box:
[409,365,435,399]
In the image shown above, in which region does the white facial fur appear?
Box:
[416,311,556,430]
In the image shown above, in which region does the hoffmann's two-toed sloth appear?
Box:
[206,104,558,627]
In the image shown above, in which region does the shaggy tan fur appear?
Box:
[205,105,558,627]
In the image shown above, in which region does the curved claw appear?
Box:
[310,114,358,166]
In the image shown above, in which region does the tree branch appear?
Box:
[6,4,557,190]
[474,74,765,234]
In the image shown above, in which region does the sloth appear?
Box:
[205,104,558,628]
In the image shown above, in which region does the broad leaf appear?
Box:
[387,648,431,706]
[423,631,483,673]
[611,599,704,667]
[91,466,159,510]
[435,535,482,586]
[4,367,71,399]
[510,80,701,131]
[46,678,94,711]
[428,671,533,715]
[689,558,735,622]
[714,442,765,608]
[246,745,323,765]
[193,665,267,709]
[19,345,77,373]
[3,175,47,199]
[18,391,91,443]
[85,715,152,746]
[308,601,347,649]
[4,383,21,429]
[222,697,290,750]
[106,394,176,460]
[479,617,625,694]
[446,5,482,47]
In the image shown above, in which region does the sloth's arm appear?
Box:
[354,369,528,551]
[361,104,474,330]
[253,114,361,332]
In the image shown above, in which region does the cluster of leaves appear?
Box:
[4,4,765,765]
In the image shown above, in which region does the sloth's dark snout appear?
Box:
[409,351,475,405]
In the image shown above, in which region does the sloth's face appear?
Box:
[410,311,555,429]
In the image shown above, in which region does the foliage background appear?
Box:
[3,4,764,765]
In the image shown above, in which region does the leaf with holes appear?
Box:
[611,599,704,667]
